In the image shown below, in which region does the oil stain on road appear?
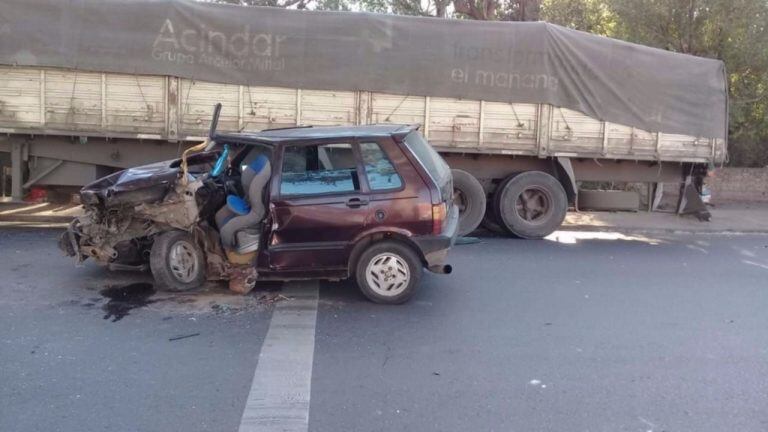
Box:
[100,283,157,322]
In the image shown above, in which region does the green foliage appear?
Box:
[215,0,311,8]
[315,0,354,10]
[540,0,614,34]
[541,0,768,166]
[606,0,768,167]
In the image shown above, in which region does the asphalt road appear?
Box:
[1,228,767,432]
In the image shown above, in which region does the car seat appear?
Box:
[215,155,271,252]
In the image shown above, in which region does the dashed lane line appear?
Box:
[238,280,319,432]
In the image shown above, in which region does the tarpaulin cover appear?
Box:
[0,0,728,139]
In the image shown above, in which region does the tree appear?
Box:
[450,0,540,20]
[387,0,452,17]
[505,0,542,21]
[452,0,499,19]
[215,0,312,8]
[544,0,768,166]
[609,0,712,54]
[607,0,768,166]
[540,0,614,34]
[315,0,354,10]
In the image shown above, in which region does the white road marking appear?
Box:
[638,416,656,432]
[638,416,656,427]
[238,281,319,432]
[732,245,757,257]
[743,260,768,271]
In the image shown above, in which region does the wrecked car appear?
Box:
[60,104,458,304]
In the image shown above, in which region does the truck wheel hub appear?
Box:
[515,187,551,222]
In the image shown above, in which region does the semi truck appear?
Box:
[0,0,728,238]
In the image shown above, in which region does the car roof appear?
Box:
[215,124,418,145]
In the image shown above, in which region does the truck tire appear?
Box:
[480,201,506,234]
[355,241,422,305]
[150,230,206,291]
[493,171,567,239]
[451,169,486,237]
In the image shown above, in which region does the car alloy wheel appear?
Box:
[168,240,200,283]
[365,252,411,297]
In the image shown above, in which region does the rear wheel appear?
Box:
[355,241,422,305]
[150,230,206,291]
[493,171,567,239]
[480,201,506,234]
[451,169,486,237]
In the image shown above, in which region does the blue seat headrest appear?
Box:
[248,155,269,174]
[226,195,251,216]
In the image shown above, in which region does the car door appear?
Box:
[267,139,371,271]
[357,138,429,234]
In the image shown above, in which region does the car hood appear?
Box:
[79,152,218,207]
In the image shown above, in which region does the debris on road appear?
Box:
[168,333,201,342]
[257,292,290,307]
[455,236,481,245]
[228,265,258,295]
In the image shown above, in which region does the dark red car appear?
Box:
[61,116,458,304]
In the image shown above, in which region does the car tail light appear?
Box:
[432,202,446,235]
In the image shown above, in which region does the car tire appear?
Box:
[355,241,422,305]
[493,171,567,239]
[150,230,206,291]
[451,169,486,237]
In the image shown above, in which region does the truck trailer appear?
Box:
[0,0,728,238]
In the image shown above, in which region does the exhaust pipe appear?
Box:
[428,264,452,274]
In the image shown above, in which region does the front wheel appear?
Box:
[150,230,206,291]
[355,241,422,305]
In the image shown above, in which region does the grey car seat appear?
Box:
[215,154,271,252]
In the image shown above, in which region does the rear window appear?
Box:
[402,131,451,188]
[360,142,403,191]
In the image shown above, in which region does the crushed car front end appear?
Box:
[59,152,222,269]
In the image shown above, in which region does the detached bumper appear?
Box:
[412,204,459,271]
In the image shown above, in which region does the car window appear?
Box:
[360,142,403,191]
[402,131,451,187]
[280,143,360,196]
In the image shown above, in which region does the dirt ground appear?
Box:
[563,201,768,234]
